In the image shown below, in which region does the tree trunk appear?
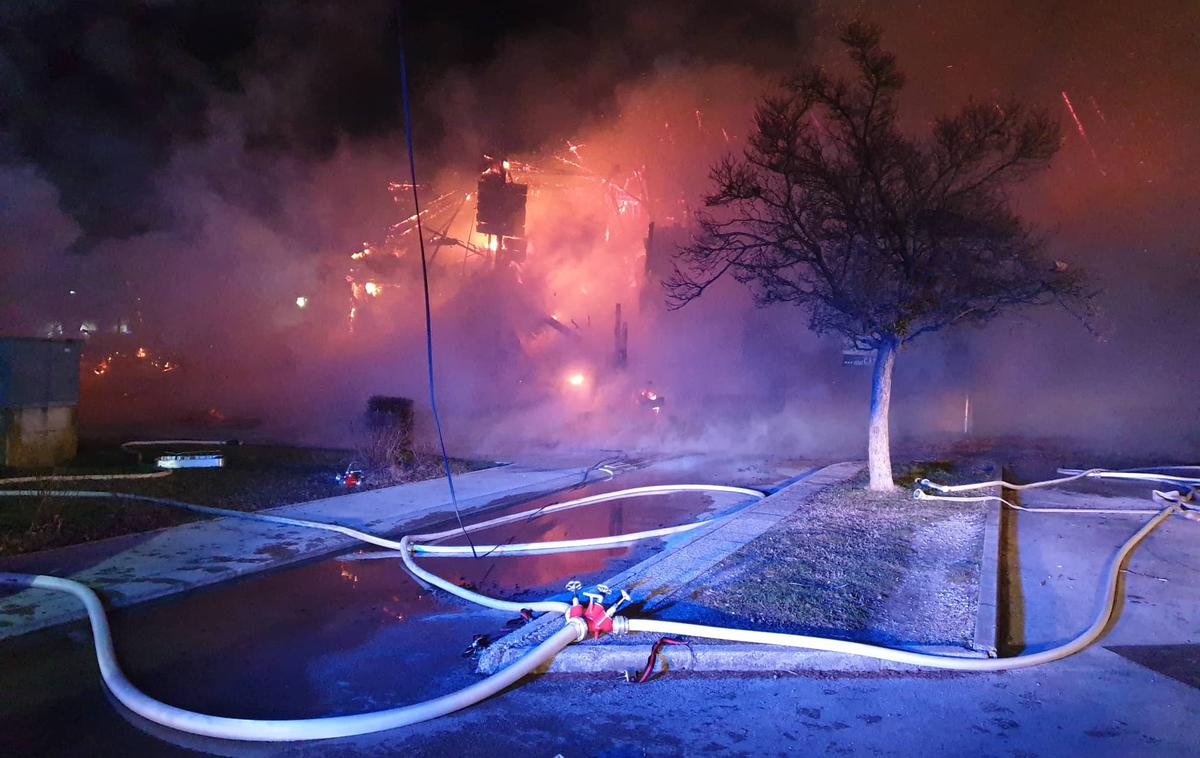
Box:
[867,338,898,491]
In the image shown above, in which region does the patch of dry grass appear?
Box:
[693,461,990,646]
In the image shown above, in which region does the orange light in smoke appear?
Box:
[364,281,380,297]
[488,236,499,253]
[567,372,586,388]
[135,347,147,359]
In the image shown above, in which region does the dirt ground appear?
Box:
[0,442,490,556]
[692,460,992,648]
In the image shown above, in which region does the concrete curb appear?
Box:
[971,473,1003,657]
[479,461,997,675]
[513,638,995,676]
[0,463,590,640]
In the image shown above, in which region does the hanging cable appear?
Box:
[397,15,476,558]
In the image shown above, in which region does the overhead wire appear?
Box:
[396,15,476,558]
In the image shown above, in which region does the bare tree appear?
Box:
[667,22,1089,490]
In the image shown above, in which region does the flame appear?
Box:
[295,296,308,309]
[567,372,586,387]
[135,347,148,359]
[364,281,380,297]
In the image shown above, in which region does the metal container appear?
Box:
[0,337,81,467]
[0,337,81,407]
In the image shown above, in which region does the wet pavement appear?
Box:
[0,462,783,756]
[1,458,1196,757]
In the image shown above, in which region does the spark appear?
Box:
[1061,90,1107,177]
[135,347,147,359]
[295,296,308,309]
[694,109,703,131]
[551,153,645,209]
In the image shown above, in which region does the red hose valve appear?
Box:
[583,601,614,639]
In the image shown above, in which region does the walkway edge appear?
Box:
[971,472,1003,657]
[479,461,997,675]
[0,464,589,641]
[478,461,994,675]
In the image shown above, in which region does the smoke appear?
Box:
[1,1,1197,461]
[0,157,82,330]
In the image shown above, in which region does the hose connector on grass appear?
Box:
[567,616,589,642]
[919,478,949,492]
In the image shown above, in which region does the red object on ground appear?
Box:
[634,637,689,683]
[582,601,614,639]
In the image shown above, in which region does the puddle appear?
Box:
[0,466,760,754]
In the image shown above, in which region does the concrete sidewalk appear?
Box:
[1001,482,1198,676]
[0,462,591,640]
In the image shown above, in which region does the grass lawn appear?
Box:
[0,442,491,557]
[692,460,993,648]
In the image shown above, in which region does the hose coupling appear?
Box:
[611,615,630,635]
[567,616,589,642]
[918,478,948,492]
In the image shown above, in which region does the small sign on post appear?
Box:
[841,338,876,367]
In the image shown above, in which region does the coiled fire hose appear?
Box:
[0,466,1192,740]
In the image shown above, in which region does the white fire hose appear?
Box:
[0,467,1192,741]
[0,471,172,485]
[0,482,761,740]
[0,571,586,742]
[616,502,1177,671]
